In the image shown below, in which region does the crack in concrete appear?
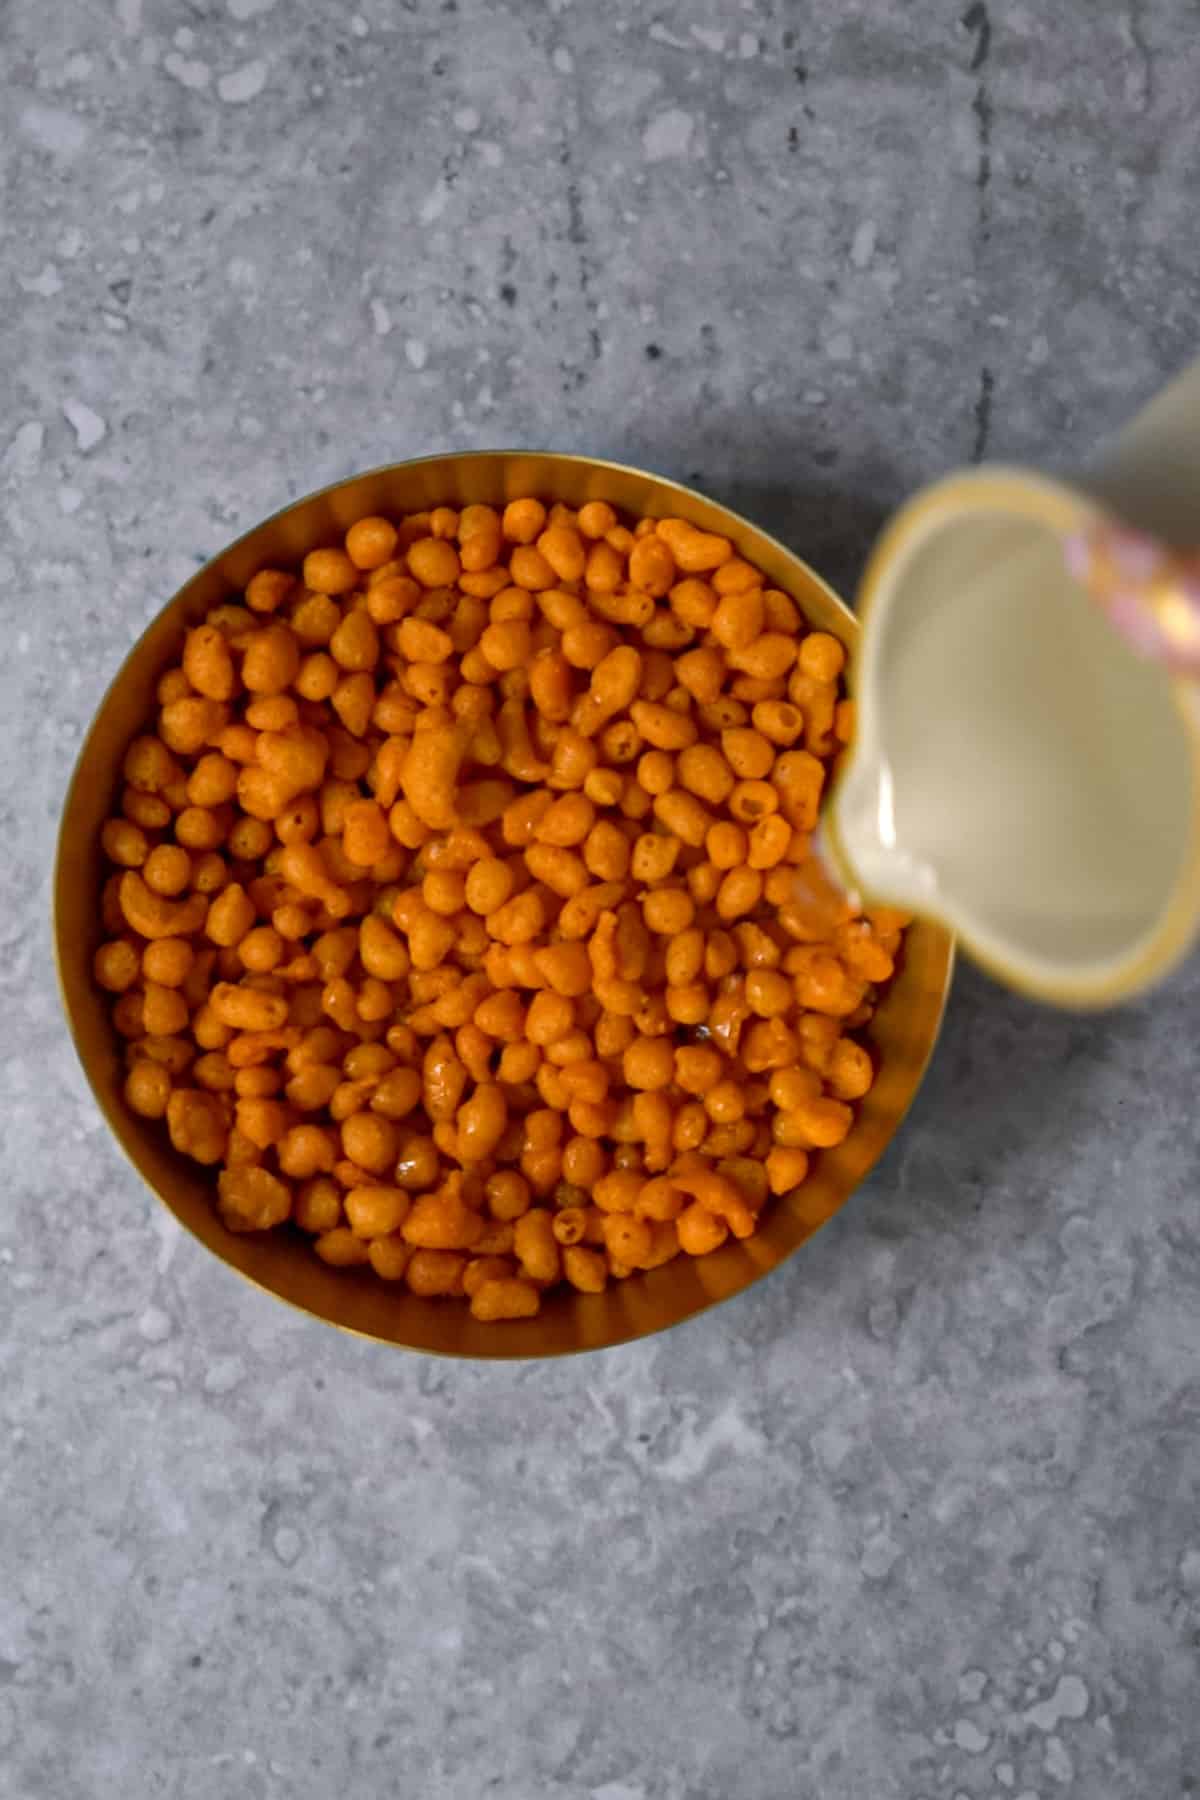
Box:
[971,365,995,463]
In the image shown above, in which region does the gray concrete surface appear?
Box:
[3,2,1200,1796]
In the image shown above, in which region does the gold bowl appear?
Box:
[54,451,953,1358]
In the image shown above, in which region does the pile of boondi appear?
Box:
[93,497,907,1322]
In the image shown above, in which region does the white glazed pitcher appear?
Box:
[826,362,1200,1007]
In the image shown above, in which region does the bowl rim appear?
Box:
[54,448,954,1359]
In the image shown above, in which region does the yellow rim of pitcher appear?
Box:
[827,466,1200,1009]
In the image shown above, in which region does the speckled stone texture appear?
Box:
[3,1,1200,1796]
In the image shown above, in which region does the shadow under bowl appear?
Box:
[55,450,954,1358]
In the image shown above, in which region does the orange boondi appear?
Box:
[93,499,908,1321]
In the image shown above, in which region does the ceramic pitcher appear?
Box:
[826,361,1200,1007]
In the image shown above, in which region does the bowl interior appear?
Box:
[55,451,953,1357]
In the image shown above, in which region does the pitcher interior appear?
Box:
[846,511,1194,984]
